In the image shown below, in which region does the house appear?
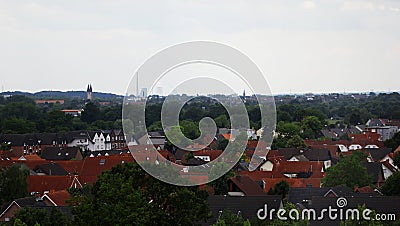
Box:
[0,196,72,222]
[207,195,283,224]
[365,118,399,141]
[138,132,165,149]
[87,131,111,151]
[0,197,47,222]
[65,131,90,151]
[35,100,65,105]
[110,129,127,149]
[61,109,81,117]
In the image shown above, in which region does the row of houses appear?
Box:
[0,130,128,155]
[320,118,399,141]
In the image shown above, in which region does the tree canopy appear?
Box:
[322,152,371,188]
[0,164,29,206]
[69,162,210,225]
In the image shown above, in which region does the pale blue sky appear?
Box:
[1,0,399,95]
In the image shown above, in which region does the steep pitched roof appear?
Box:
[229,175,265,195]
[363,162,384,184]
[363,148,392,162]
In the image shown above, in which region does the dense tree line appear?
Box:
[0,95,122,134]
[1,93,399,138]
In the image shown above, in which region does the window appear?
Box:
[100,159,106,165]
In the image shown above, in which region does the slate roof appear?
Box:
[363,148,392,162]
[207,195,282,224]
[34,162,68,176]
[277,148,331,161]
[363,162,384,184]
[288,187,330,208]
[41,147,81,160]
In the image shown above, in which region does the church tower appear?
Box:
[86,84,93,101]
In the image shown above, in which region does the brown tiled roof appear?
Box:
[27,175,74,194]
[229,175,265,195]
[80,154,134,177]
[43,190,71,206]
[55,160,84,175]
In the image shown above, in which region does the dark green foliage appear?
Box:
[394,153,400,168]
[0,164,29,206]
[380,171,400,196]
[217,138,229,150]
[286,135,307,148]
[212,210,251,226]
[340,205,383,226]
[12,207,71,226]
[207,163,235,195]
[267,180,290,199]
[384,132,400,150]
[322,152,371,188]
[80,102,101,124]
[69,162,210,225]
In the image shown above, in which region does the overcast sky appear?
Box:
[1,0,399,95]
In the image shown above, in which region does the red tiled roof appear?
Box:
[221,134,231,140]
[56,160,84,175]
[13,154,43,161]
[262,178,321,192]
[193,150,223,161]
[354,186,375,193]
[43,190,71,206]
[80,154,134,177]
[27,175,74,194]
[15,160,49,170]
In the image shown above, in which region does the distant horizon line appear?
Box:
[1,89,400,97]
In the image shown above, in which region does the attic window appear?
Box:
[65,153,69,156]
[100,159,106,165]
[58,152,61,156]
[121,160,125,164]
